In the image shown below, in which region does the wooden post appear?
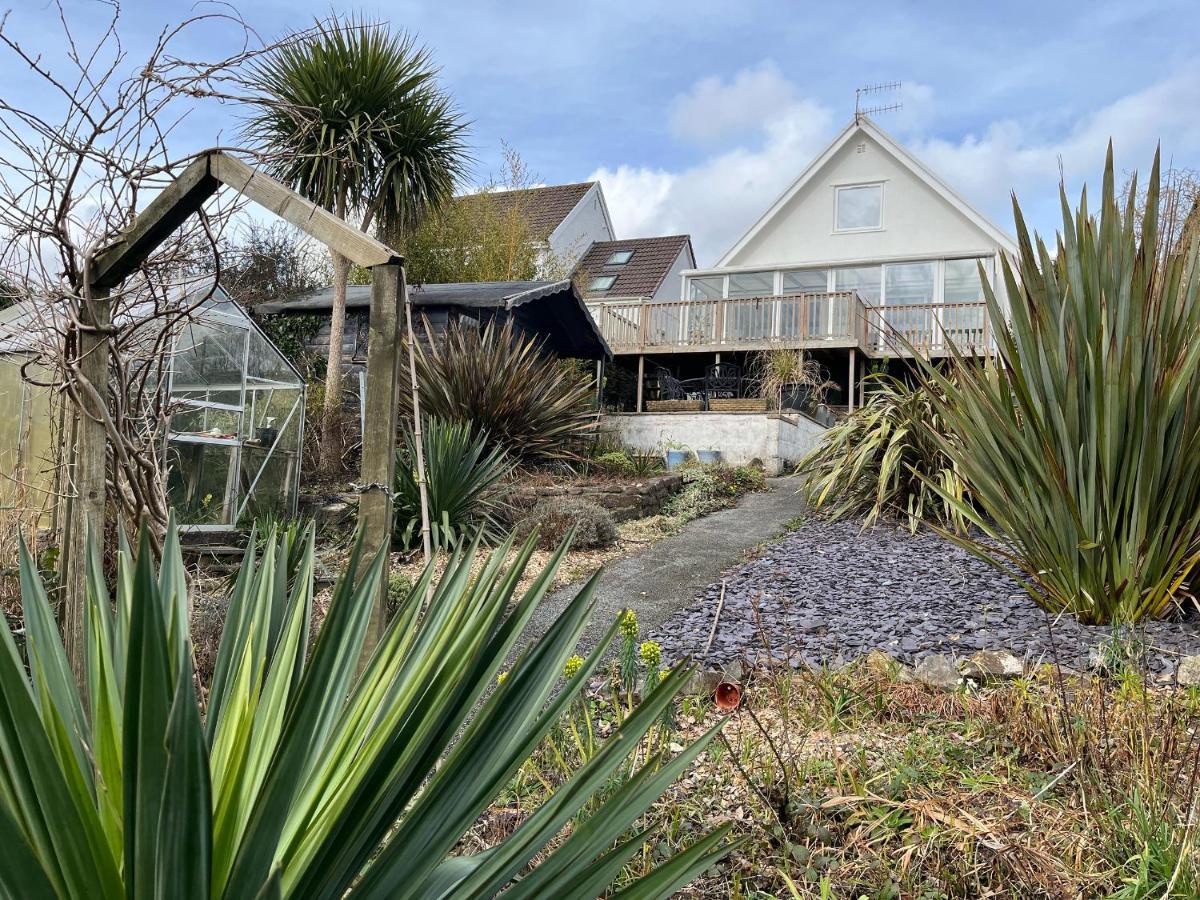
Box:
[847,348,857,413]
[594,358,605,410]
[635,355,645,412]
[358,264,403,652]
[62,287,111,681]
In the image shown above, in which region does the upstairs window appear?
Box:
[606,250,634,265]
[588,275,618,292]
[835,183,883,232]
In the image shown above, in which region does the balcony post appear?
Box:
[636,354,644,412]
[848,347,856,413]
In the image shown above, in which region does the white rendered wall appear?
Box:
[604,412,825,475]
[549,185,614,269]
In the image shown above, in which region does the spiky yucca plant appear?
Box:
[917,147,1200,624]
[0,520,734,898]
[795,373,971,533]
[393,416,513,550]
[401,319,596,461]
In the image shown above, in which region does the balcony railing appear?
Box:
[586,293,992,356]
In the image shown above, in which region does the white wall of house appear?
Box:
[549,183,616,270]
[725,130,1002,268]
[681,120,1016,315]
[652,243,695,301]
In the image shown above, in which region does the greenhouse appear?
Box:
[0,282,306,531]
[164,285,306,528]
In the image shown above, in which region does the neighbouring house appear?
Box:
[470,181,616,273]
[0,280,306,531]
[592,116,1017,472]
[576,235,696,301]
[256,279,611,369]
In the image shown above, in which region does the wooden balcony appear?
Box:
[586,293,993,358]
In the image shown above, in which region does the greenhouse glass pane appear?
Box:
[171,320,247,391]
[166,440,238,526]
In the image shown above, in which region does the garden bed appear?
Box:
[651,518,1200,676]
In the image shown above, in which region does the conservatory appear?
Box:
[164,285,305,528]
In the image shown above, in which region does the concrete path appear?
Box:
[515,478,803,658]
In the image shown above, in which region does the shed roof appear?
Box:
[257,279,612,360]
[576,235,694,298]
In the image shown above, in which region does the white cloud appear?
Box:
[594,95,835,262]
[667,60,798,144]
[592,63,1200,268]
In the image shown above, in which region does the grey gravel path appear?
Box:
[514,478,804,659]
[649,519,1200,676]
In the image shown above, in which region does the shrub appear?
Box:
[516,497,618,550]
[794,373,971,533]
[918,148,1200,624]
[663,462,767,524]
[593,450,636,476]
[400,319,597,461]
[0,521,735,897]
[394,416,513,551]
[386,571,413,617]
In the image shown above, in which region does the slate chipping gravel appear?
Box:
[649,519,1200,676]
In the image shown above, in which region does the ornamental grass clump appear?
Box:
[0,518,736,898]
[917,147,1200,625]
[795,373,971,534]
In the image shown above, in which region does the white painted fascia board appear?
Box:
[859,117,1018,256]
[715,119,860,266]
[548,182,615,249]
[715,117,1018,267]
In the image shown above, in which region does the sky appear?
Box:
[6,0,1200,265]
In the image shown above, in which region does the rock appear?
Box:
[863,649,899,678]
[961,649,1024,681]
[1176,655,1200,685]
[683,669,721,696]
[914,653,962,691]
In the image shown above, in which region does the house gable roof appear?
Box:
[458,182,596,241]
[576,235,694,298]
[716,117,1017,267]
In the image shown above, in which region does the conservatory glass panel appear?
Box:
[882,262,936,346]
[782,269,830,335]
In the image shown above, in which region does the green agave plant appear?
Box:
[394,416,514,551]
[0,519,735,898]
[916,146,1200,624]
[794,373,971,534]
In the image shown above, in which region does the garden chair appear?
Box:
[703,363,742,402]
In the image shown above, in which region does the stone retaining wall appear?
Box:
[508,474,684,523]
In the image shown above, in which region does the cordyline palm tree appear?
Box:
[0,519,736,897]
[245,17,467,476]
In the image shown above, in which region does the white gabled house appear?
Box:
[588,115,1018,417]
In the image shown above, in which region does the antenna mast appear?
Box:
[855,82,902,123]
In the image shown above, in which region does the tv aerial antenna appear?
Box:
[855,82,902,123]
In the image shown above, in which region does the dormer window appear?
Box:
[588,275,618,292]
[606,250,634,265]
[834,183,883,232]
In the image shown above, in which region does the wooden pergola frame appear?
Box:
[63,150,413,670]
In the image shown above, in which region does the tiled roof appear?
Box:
[455,182,595,240]
[576,235,694,299]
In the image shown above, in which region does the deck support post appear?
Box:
[61,286,110,683]
[359,263,404,655]
[636,354,644,413]
[847,348,857,413]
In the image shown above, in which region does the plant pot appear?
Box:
[780,383,812,411]
[696,450,722,465]
[665,449,692,470]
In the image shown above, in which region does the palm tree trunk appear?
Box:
[320,249,349,476]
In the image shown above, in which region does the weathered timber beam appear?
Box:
[208,154,400,268]
[90,157,219,290]
[90,152,401,292]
